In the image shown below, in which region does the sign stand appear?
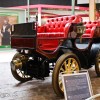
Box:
[86,93,100,100]
[62,70,93,100]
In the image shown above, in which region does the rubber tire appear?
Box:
[52,52,81,97]
[11,53,33,82]
[95,51,100,77]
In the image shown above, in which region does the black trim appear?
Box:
[11,35,36,38]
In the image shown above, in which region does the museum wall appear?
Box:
[0,0,72,7]
[0,8,26,47]
[1,0,100,10]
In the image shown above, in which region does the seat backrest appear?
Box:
[82,21,99,38]
[45,15,82,32]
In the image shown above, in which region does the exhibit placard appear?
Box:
[62,71,93,100]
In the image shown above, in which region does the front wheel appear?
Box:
[95,51,100,77]
[11,53,33,82]
[52,52,81,97]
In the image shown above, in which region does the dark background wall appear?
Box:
[2,0,100,9]
[0,0,85,7]
[2,0,100,10]
[0,0,27,7]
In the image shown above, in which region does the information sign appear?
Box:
[62,71,93,100]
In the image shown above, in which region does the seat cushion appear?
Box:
[82,21,99,38]
[37,26,45,33]
[37,32,65,38]
[37,15,82,39]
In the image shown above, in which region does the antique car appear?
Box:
[10,15,100,97]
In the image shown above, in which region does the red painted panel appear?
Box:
[37,39,60,51]
[11,38,36,49]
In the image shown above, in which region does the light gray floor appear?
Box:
[0,49,16,62]
[0,62,64,100]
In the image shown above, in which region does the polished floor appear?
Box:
[0,50,100,100]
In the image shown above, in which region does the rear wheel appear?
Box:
[95,51,100,77]
[11,53,33,82]
[52,52,81,97]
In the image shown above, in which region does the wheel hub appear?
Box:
[12,58,22,69]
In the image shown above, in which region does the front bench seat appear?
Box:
[82,21,100,38]
[37,15,82,51]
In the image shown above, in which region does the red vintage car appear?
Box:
[10,15,100,97]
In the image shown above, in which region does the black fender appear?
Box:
[58,46,89,69]
[90,43,100,63]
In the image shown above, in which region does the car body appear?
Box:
[10,15,100,97]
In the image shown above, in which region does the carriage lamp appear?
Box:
[76,26,86,37]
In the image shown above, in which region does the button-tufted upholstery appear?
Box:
[37,15,82,38]
[82,21,100,38]
[37,15,82,51]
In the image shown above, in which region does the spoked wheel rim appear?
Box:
[95,52,100,77]
[15,67,31,79]
[58,58,79,92]
[11,53,33,82]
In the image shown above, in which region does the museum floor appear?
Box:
[0,50,100,100]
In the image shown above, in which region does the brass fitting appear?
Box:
[12,58,22,69]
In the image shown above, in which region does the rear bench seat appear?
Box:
[82,21,100,38]
[37,15,82,38]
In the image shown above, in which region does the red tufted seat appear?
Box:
[37,15,82,38]
[37,15,82,51]
[37,32,65,38]
[82,21,100,38]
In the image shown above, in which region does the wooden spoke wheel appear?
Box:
[11,53,33,82]
[52,52,81,97]
[95,51,100,77]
